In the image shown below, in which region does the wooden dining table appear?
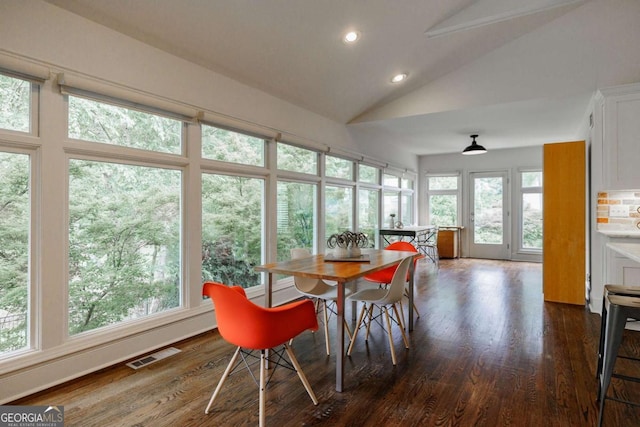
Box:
[254,248,419,392]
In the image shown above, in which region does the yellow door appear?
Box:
[543,141,585,305]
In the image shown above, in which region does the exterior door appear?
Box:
[469,171,510,259]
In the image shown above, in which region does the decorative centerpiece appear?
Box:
[326,231,369,259]
[389,214,396,229]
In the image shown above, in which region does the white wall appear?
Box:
[419,145,543,262]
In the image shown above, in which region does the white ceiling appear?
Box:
[43,0,640,156]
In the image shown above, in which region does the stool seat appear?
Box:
[604,284,640,296]
[597,285,640,383]
[597,293,640,426]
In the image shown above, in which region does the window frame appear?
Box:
[0,71,41,358]
[64,92,189,338]
[518,169,543,254]
[426,173,461,227]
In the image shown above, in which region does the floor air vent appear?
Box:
[126,347,181,370]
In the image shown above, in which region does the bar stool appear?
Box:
[597,293,640,426]
[596,285,640,387]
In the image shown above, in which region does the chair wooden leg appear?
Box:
[205,346,241,414]
[259,350,266,427]
[348,304,367,356]
[322,300,330,355]
[344,319,353,340]
[383,306,397,365]
[393,303,410,349]
[284,343,319,405]
[364,304,376,341]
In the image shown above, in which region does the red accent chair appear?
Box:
[202,282,319,427]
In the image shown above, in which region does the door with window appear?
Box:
[469,171,509,259]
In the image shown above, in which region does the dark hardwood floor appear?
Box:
[13,259,640,426]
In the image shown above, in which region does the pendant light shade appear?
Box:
[462,134,487,155]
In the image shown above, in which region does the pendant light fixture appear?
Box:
[462,134,487,155]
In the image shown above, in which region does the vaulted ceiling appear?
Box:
[44,0,640,155]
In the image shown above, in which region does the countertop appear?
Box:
[597,230,640,238]
[607,242,640,263]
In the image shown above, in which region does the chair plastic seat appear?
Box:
[296,280,353,300]
[202,282,319,427]
[290,248,353,356]
[347,287,388,303]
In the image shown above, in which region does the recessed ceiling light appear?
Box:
[391,73,408,83]
[343,31,360,44]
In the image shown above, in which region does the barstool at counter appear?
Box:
[597,292,640,426]
[597,284,640,387]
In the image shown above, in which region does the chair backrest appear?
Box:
[378,257,412,304]
[386,241,419,253]
[418,227,439,246]
[202,281,318,350]
[363,242,418,285]
[290,248,324,293]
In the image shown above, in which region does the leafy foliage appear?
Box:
[0,152,29,352]
[201,174,262,287]
[68,160,181,334]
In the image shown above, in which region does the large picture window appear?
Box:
[383,173,414,227]
[277,181,317,260]
[427,174,460,226]
[358,188,378,247]
[202,173,264,288]
[68,160,181,335]
[325,185,353,240]
[0,151,30,354]
[67,95,184,335]
[521,171,543,251]
[0,73,35,356]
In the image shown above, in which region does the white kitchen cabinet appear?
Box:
[610,253,640,286]
[606,242,640,330]
[595,82,640,190]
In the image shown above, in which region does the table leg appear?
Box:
[336,280,345,392]
[408,260,415,331]
[265,272,273,308]
[265,272,274,368]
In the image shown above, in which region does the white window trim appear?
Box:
[426,173,461,226]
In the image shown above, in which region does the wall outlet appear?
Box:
[609,205,629,217]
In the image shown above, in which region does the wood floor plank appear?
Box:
[12,258,640,426]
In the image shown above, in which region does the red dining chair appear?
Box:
[202,282,319,427]
[363,241,422,320]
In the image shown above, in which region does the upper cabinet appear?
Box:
[595,83,640,190]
